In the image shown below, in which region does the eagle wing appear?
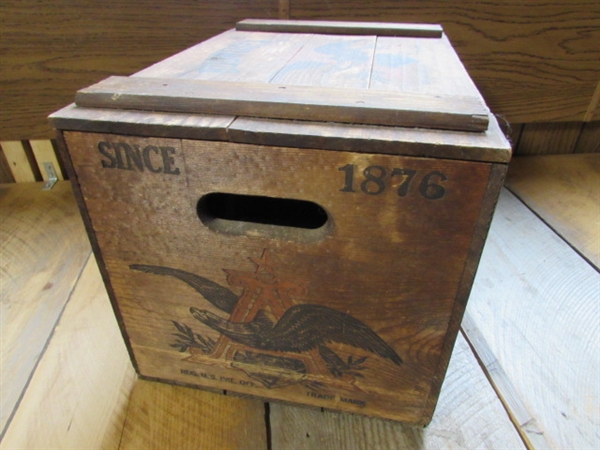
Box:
[130,264,239,313]
[266,304,402,365]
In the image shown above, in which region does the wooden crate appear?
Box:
[49,19,511,425]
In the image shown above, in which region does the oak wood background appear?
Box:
[1,0,599,183]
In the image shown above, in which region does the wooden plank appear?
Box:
[30,139,64,180]
[516,122,583,155]
[236,19,443,38]
[49,104,235,142]
[370,34,482,100]
[0,181,92,436]
[0,141,36,182]
[75,76,490,132]
[505,153,600,268]
[268,33,376,89]
[0,147,15,183]
[0,256,137,449]
[574,121,600,153]
[461,313,552,448]
[270,334,525,449]
[227,115,511,163]
[584,80,600,122]
[119,380,267,450]
[135,30,313,83]
[279,0,290,20]
[466,188,600,450]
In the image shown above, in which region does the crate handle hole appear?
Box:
[197,193,329,232]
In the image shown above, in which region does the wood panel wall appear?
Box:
[1,0,598,175]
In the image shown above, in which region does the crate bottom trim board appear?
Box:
[58,130,504,425]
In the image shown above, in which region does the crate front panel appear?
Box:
[64,131,491,423]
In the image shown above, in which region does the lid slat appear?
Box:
[236,19,443,38]
[75,76,489,132]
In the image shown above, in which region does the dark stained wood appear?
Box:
[516,122,583,155]
[49,107,510,163]
[574,121,600,153]
[0,0,279,141]
[421,162,507,421]
[75,76,490,132]
[227,117,511,163]
[0,149,15,183]
[50,104,234,142]
[236,19,443,38]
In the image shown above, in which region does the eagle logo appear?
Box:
[130,250,402,389]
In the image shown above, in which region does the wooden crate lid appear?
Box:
[50,19,511,162]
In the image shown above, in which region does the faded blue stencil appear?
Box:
[314,41,372,62]
[374,53,418,68]
[182,40,268,77]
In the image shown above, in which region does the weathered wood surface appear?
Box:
[505,153,600,268]
[119,381,267,450]
[516,122,584,156]
[270,334,524,449]
[0,256,136,449]
[236,18,444,38]
[52,27,510,162]
[75,76,489,132]
[0,182,91,436]
[465,189,600,449]
[63,130,498,424]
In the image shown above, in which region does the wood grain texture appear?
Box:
[227,116,511,163]
[236,19,443,38]
[0,148,14,183]
[0,141,36,182]
[0,256,137,449]
[134,30,312,83]
[0,181,91,436]
[575,121,600,153]
[516,122,583,155]
[3,2,598,140]
[461,313,552,448]
[584,80,600,121]
[270,334,525,450]
[0,0,278,140]
[289,0,600,124]
[29,140,64,181]
[119,380,267,450]
[505,153,600,268]
[466,189,600,449]
[75,76,489,132]
[63,130,498,424]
